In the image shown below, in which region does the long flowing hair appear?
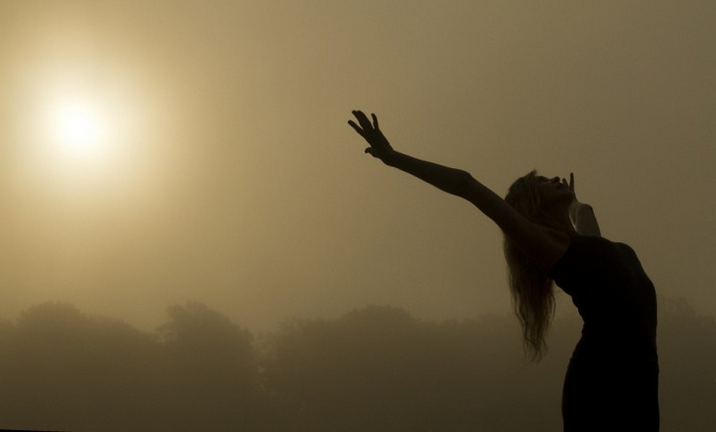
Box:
[503,170,556,361]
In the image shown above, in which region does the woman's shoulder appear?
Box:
[548,231,608,277]
[550,232,627,275]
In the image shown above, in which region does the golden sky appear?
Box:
[1,0,715,331]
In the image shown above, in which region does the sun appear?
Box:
[48,97,107,159]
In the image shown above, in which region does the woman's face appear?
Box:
[535,176,573,206]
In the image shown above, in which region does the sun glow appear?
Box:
[11,33,167,203]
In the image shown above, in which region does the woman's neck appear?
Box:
[539,206,574,233]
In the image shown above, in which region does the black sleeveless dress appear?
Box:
[550,233,659,431]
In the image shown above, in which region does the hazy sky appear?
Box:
[1,0,714,332]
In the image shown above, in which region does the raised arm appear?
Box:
[565,173,601,237]
[348,110,569,270]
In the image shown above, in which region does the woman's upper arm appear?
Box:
[497,209,571,271]
[463,178,570,271]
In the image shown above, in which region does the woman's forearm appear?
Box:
[383,151,475,200]
[572,204,601,236]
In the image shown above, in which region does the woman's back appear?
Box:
[551,233,659,431]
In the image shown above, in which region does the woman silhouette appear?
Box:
[348,110,659,431]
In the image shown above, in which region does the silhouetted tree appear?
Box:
[156,301,277,431]
[658,297,716,430]
[0,297,714,431]
[262,299,716,432]
[0,302,163,431]
[262,305,566,431]
[0,301,276,432]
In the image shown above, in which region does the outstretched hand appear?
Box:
[563,173,584,220]
[563,172,601,236]
[562,173,577,201]
[347,110,395,163]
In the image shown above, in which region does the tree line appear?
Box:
[0,297,713,431]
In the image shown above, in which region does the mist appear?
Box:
[1,0,716,429]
